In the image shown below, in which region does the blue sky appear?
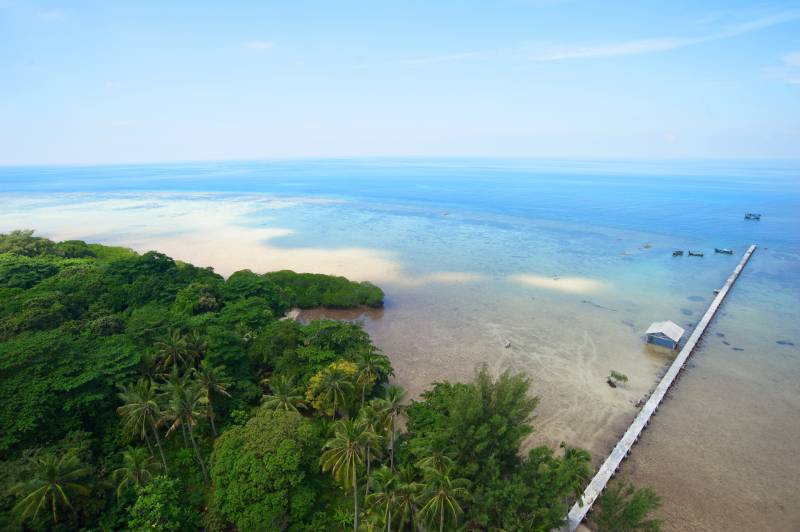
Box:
[1,0,799,164]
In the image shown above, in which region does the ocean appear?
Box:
[1,158,798,530]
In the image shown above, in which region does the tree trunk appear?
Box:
[390,414,395,471]
[387,500,392,532]
[353,471,359,532]
[180,420,189,448]
[439,504,444,532]
[149,418,168,472]
[187,423,209,484]
[144,429,154,457]
[208,399,218,437]
[365,447,371,499]
[361,383,366,409]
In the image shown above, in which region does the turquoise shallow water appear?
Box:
[1,158,799,528]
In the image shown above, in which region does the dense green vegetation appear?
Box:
[0,230,661,530]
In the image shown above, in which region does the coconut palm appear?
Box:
[261,374,306,413]
[376,385,406,471]
[194,360,231,436]
[162,368,192,447]
[417,466,471,532]
[321,418,376,532]
[12,452,91,524]
[358,403,386,498]
[317,366,355,419]
[355,351,385,408]
[394,466,423,531]
[163,378,210,483]
[556,443,591,506]
[112,446,160,497]
[117,379,168,472]
[366,466,397,532]
[156,328,188,371]
[137,350,162,381]
[184,329,208,368]
[415,448,455,474]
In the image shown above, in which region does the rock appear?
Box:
[607,378,617,388]
[503,340,511,349]
[680,308,693,316]
[733,347,744,351]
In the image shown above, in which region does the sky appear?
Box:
[1,0,799,165]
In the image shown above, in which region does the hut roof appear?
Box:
[645,321,685,342]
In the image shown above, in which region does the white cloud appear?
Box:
[245,40,274,50]
[532,11,800,61]
[398,10,800,66]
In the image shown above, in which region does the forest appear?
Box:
[0,230,660,531]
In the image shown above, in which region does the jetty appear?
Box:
[561,244,757,532]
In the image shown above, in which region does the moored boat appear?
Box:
[715,248,734,254]
[688,251,704,257]
[744,213,761,220]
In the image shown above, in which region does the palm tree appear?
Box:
[162,369,192,447]
[156,328,188,371]
[163,378,210,484]
[320,418,375,532]
[355,351,383,408]
[261,374,306,412]
[366,466,397,532]
[557,443,591,506]
[317,367,354,419]
[394,466,423,531]
[417,466,471,532]
[415,449,454,474]
[12,452,91,524]
[358,403,386,499]
[194,360,231,436]
[117,379,168,472]
[377,385,406,471]
[137,350,162,381]
[112,447,160,497]
[184,329,208,368]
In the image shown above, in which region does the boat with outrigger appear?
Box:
[715,248,734,255]
[688,251,704,257]
[744,213,761,220]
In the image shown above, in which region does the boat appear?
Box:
[688,251,704,257]
[672,250,683,256]
[715,248,734,255]
[744,213,761,220]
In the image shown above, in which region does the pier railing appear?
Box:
[561,244,757,531]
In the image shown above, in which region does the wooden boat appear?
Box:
[744,213,761,220]
[715,248,734,254]
[688,251,704,257]
[672,250,683,256]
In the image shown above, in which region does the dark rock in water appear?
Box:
[776,340,795,346]
[680,308,693,316]
[722,340,730,346]
[733,347,744,351]
[716,332,725,337]
[607,378,617,388]
[687,295,705,302]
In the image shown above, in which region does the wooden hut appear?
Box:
[645,321,685,349]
